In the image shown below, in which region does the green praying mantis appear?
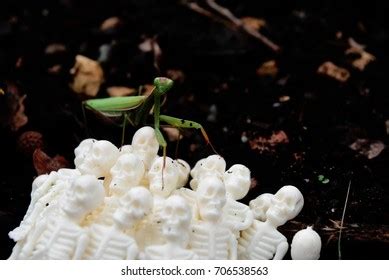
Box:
[83,77,216,162]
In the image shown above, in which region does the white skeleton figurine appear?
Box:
[88,153,145,226]
[84,187,153,259]
[8,168,81,259]
[190,155,226,190]
[75,139,119,178]
[132,126,159,171]
[135,156,180,249]
[144,195,198,260]
[189,176,237,259]
[239,185,304,260]
[222,164,253,236]
[15,175,105,259]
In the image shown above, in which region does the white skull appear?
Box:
[223,164,251,200]
[109,153,145,195]
[76,140,119,177]
[56,168,81,185]
[62,175,104,218]
[196,175,226,222]
[190,155,226,190]
[119,144,133,156]
[266,185,304,226]
[132,126,159,170]
[113,187,153,227]
[74,138,96,168]
[249,193,274,222]
[160,195,192,241]
[175,159,190,188]
[148,157,179,197]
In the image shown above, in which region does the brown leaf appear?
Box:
[349,139,385,159]
[249,131,289,153]
[256,60,278,77]
[317,61,350,82]
[69,55,104,97]
[33,149,70,175]
[107,86,137,97]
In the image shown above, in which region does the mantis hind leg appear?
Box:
[159,114,218,154]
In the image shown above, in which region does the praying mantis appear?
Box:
[83,77,216,161]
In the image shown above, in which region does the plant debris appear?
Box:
[107,86,137,97]
[249,131,289,153]
[32,149,70,175]
[317,61,350,82]
[345,38,375,71]
[69,55,104,97]
[0,83,28,131]
[349,139,385,159]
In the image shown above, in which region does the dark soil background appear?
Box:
[0,0,388,259]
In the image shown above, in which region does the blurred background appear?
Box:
[0,0,388,259]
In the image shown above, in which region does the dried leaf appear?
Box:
[17,131,44,156]
[249,131,289,153]
[33,149,70,175]
[317,61,350,82]
[107,86,137,97]
[345,38,375,71]
[100,17,121,31]
[256,60,278,77]
[349,139,385,159]
[241,17,266,31]
[69,55,104,97]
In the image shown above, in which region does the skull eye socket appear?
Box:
[131,199,140,208]
[206,188,214,197]
[175,208,186,216]
[164,207,172,215]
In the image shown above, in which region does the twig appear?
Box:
[205,0,281,52]
[183,1,236,30]
[338,178,352,260]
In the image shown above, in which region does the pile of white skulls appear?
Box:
[8,126,321,260]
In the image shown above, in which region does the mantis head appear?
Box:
[154,77,174,95]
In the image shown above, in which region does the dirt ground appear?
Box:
[0,0,388,259]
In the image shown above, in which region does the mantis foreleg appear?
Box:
[159,114,218,154]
